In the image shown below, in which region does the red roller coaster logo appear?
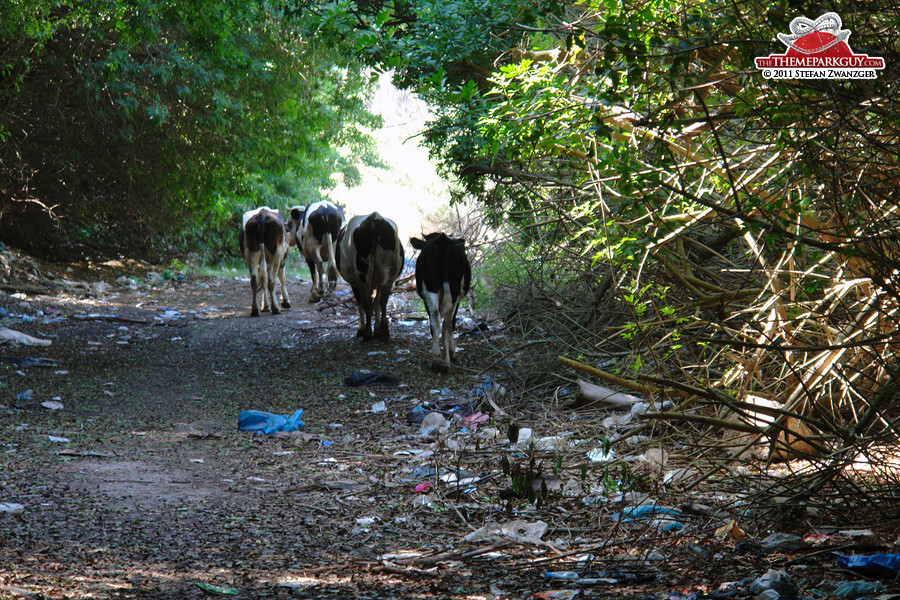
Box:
[755,12,885,79]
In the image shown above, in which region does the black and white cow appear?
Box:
[239,207,291,317]
[287,200,346,303]
[410,233,472,368]
[336,212,404,341]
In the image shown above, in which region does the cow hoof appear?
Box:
[251,309,260,317]
[308,294,320,304]
[271,307,281,315]
[281,301,291,309]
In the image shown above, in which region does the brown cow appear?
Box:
[239,207,291,316]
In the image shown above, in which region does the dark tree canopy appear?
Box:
[0,0,382,261]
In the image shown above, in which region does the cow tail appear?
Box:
[255,215,270,268]
[324,231,338,280]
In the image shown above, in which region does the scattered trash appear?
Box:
[544,572,618,586]
[832,580,887,597]
[370,400,386,413]
[47,435,71,443]
[0,502,25,516]
[14,389,33,402]
[463,412,490,429]
[406,405,430,424]
[0,328,52,347]
[836,553,900,577]
[407,400,476,424]
[193,582,240,596]
[749,569,797,598]
[534,433,573,450]
[576,379,643,406]
[512,427,533,445]
[415,482,431,494]
[614,504,681,521]
[544,571,580,581]
[837,529,875,539]
[760,532,808,552]
[464,519,548,544]
[803,532,829,545]
[238,409,305,435]
[438,469,479,487]
[611,504,683,531]
[344,371,401,387]
[586,447,613,462]
[469,376,495,396]
[41,400,64,410]
[419,412,448,436]
[115,275,138,289]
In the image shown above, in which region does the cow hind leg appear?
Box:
[307,257,322,303]
[441,301,457,364]
[374,287,391,341]
[247,251,262,317]
[325,264,339,294]
[423,291,442,357]
[264,254,280,315]
[351,286,372,339]
[448,301,463,361]
[278,255,291,309]
[250,274,261,317]
[324,233,339,294]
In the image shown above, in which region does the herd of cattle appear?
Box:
[238,201,472,367]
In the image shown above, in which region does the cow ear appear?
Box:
[410,237,425,249]
[290,207,304,221]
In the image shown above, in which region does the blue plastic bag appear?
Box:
[836,553,900,577]
[615,504,682,521]
[238,409,304,435]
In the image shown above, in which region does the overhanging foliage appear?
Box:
[366,0,900,500]
[0,0,381,260]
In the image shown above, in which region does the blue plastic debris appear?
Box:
[610,504,684,531]
[238,409,304,435]
[836,553,900,578]
[614,504,682,521]
[469,376,493,397]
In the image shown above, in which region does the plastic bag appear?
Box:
[835,553,900,577]
[238,409,304,435]
[344,371,400,387]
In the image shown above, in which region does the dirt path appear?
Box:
[1,271,518,599]
[0,265,892,599]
